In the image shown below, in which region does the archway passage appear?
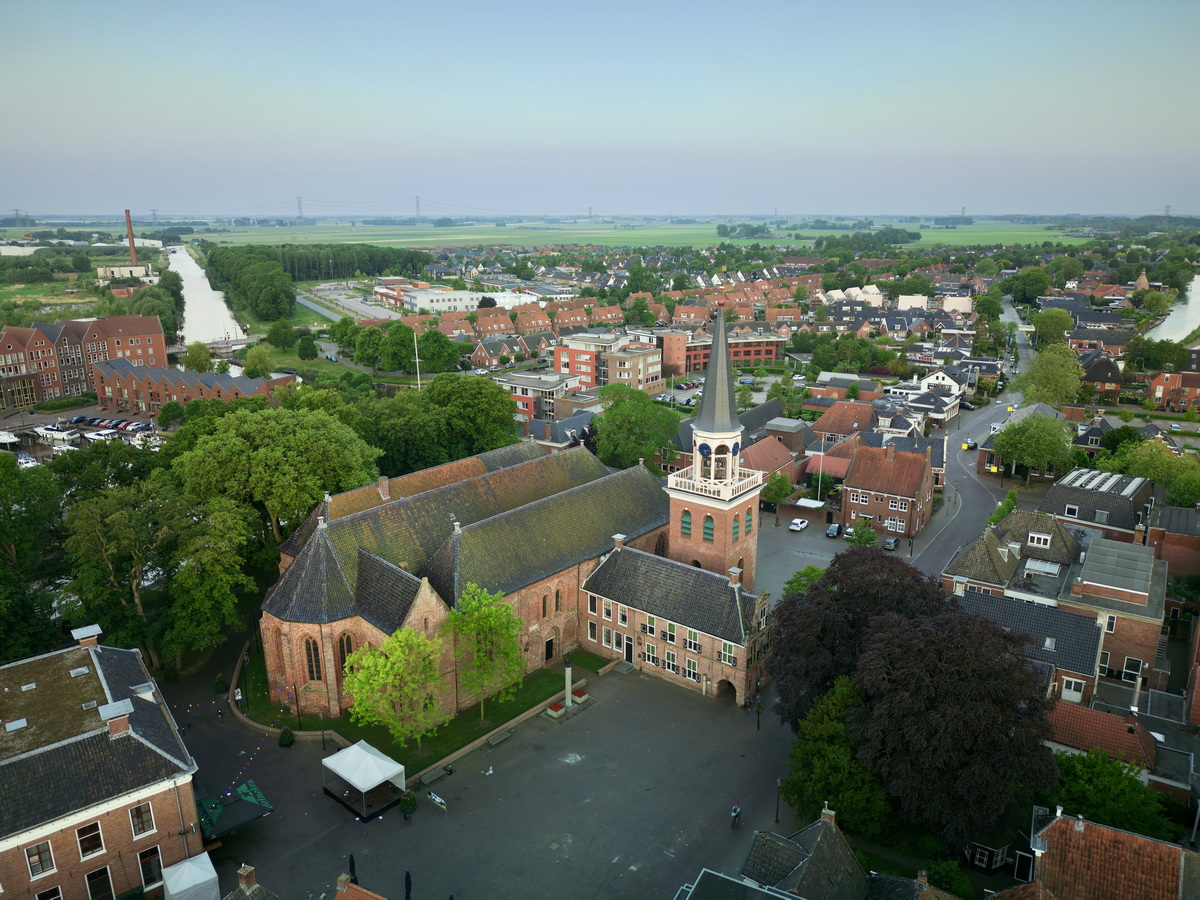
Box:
[713,679,738,705]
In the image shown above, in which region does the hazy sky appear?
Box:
[3,0,1197,219]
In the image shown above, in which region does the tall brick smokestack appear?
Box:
[125,209,138,266]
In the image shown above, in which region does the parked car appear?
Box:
[843,527,855,540]
[738,378,758,386]
[882,536,900,551]
[69,415,88,425]
[961,401,976,411]
[655,393,673,401]
[966,438,977,450]
[488,365,502,372]
[789,518,808,532]
[1170,423,1182,432]
[326,355,338,362]
[825,523,841,538]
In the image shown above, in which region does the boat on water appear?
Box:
[34,425,81,443]
[0,430,19,446]
[51,443,79,456]
[84,429,121,442]
[13,450,38,469]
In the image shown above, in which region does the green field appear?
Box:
[117,219,1094,252]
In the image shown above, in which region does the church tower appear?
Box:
[665,301,764,590]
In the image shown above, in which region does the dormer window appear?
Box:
[1027,532,1051,549]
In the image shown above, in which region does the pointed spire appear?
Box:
[693,301,740,434]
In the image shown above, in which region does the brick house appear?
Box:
[469,339,523,368]
[92,359,295,414]
[1146,505,1200,579]
[514,310,553,334]
[1148,370,1200,411]
[809,401,877,444]
[1037,468,1154,543]
[839,442,934,538]
[473,311,513,340]
[0,315,166,409]
[1045,702,1154,771]
[0,626,203,900]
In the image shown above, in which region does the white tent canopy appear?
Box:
[322,740,406,816]
[163,853,219,900]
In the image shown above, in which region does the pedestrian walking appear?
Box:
[404,871,412,900]
[731,804,741,828]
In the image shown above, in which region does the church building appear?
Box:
[259,302,771,718]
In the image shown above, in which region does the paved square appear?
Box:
[176,660,799,900]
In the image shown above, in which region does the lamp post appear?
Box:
[775,777,782,824]
[319,712,325,751]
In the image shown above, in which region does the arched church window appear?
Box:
[305,637,322,682]
[703,515,714,543]
[338,633,353,670]
[681,510,692,537]
[745,509,753,534]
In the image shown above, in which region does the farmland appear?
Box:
[59,219,1096,252]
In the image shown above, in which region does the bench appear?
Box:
[416,768,447,788]
[487,730,513,747]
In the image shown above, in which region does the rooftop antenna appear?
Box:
[124,209,138,266]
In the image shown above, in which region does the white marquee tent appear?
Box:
[321,740,407,817]
[162,853,219,900]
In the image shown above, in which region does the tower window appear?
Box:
[703,515,714,543]
[681,510,691,537]
[732,518,739,541]
[305,637,322,682]
[338,633,353,670]
[745,510,753,534]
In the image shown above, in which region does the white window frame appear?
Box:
[685,630,701,653]
[618,605,628,627]
[588,621,597,643]
[1065,504,1079,518]
[1100,650,1110,672]
[645,642,658,666]
[602,599,612,621]
[602,626,612,648]
[138,846,163,890]
[129,802,158,837]
[720,641,736,666]
[1122,657,1143,683]
[664,650,678,673]
[685,658,700,682]
[1105,615,1116,634]
[26,841,56,879]
[1027,532,1051,549]
[1061,678,1085,702]
[588,594,597,615]
[85,866,114,900]
[663,622,676,644]
[77,822,104,860]
[36,889,62,900]
[644,616,656,637]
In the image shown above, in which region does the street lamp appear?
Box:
[775,777,782,824]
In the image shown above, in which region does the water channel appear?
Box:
[166,246,242,344]
[1145,273,1200,344]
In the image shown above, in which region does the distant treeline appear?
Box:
[813,228,922,253]
[933,216,974,226]
[272,243,434,281]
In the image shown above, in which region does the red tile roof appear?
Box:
[810,401,877,439]
[739,436,795,475]
[1046,702,1154,768]
[1036,815,1183,900]
[843,443,930,500]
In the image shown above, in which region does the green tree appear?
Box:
[992,412,1073,486]
[846,518,877,546]
[0,454,60,583]
[242,344,273,378]
[760,470,794,526]
[593,384,679,471]
[417,329,463,373]
[266,318,298,350]
[782,564,825,599]
[974,293,1003,320]
[1138,290,1171,316]
[736,385,754,411]
[446,583,526,722]
[987,489,1019,525]
[422,374,520,461]
[214,359,232,375]
[1031,307,1073,347]
[1044,750,1176,841]
[379,322,416,372]
[355,327,383,370]
[297,332,318,360]
[342,627,448,750]
[1017,343,1084,407]
[72,252,92,273]
[157,268,184,308]
[181,341,214,373]
[172,407,380,543]
[782,677,890,838]
[845,381,861,401]
[157,400,185,430]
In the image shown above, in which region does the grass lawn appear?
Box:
[238,640,565,772]
[565,649,608,674]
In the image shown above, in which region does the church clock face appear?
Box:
[732,442,740,455]
[698,443,712,457]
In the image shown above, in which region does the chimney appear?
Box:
[377,476,390,501]
[545,422,552,441]
[317,516,326,529]
[71,624,103,649]
[124,209,138,266]
[886,443,895,462]
[99,699,133,737]
[915,870,928,886]
[1074,814,1085,833]
[336,874,351,893]
[729,567,742,586]
[238,866,257,891]
[612,534,626,549]
[1055,805,1064,817]
[820,801,835,825]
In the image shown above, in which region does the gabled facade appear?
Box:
[839,442,934,538]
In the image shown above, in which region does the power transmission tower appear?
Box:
[961,206,966,226]
[1165,205,1171,234]
[150,208,158,224]
[415,196,421,220]
[297,196,304,221]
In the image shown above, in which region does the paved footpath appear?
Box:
[163,638,799,900]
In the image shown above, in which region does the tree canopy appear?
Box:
[446,583,526,721]
[1017,343,1083,406]
[593,384,680,471]
[1040,750,1178,842]
[992,412,1073,486]
[342,627,448,749]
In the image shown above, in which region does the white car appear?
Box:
[789,518,808,532]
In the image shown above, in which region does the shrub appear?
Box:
[278,727,295,748]
[214,674,229,694]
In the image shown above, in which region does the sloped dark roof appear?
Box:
[353,550,423,634]
[674,400,785,451]
[777,818,869,899]
[0,644,194,841]
[425,467,669,606]
[262,522,355,624]
[1149,504,1200,536]
[741,831,809,886]
[958,589,1101,677]
[1038,468,1153,532]
[582,547,752,644]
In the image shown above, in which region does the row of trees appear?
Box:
[205,246,296,321]
[327,316,464,374]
